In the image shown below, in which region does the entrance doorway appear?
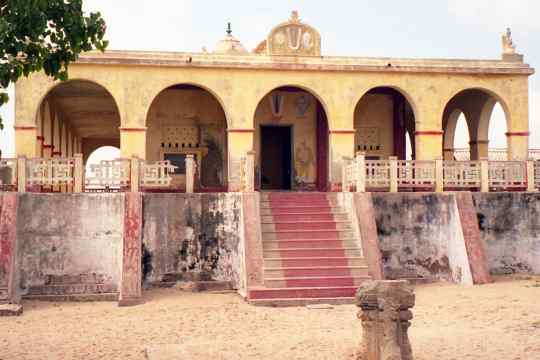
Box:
[260,125,292,190]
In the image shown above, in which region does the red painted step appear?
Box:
[264,230,346,240]
[268,213,342,222]
[269,221,344,231]
[248,286,358,300]
[264,240,349,249]
[266,266,368,278]
[266,276,365,288]
[265,257,363,268]
[267,206,334,214]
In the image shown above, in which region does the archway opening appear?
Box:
[443,89,508,160]
[36,80,120,162]
[253,86,329,191]
[354,87,416,160]
[146,84,228,192]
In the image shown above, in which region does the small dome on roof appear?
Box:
[214,23,248,55]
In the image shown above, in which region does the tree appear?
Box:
[0,0,108,129]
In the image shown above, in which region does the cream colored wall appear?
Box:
[146,88,227,188]
[253,91,318,188]
[354,94,394,159]
[14,62,532,189]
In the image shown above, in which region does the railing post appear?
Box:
[245,151,255,192]
[480,157,489,192]
[17,155,27,193]
[356,151,366,193]
[185,154,195,194]
[526,158,536,192]
[73,153,84,193]
[389,156,398,193]
[341,156,349,193]
[435,157,444,193]
[130,156,140,193]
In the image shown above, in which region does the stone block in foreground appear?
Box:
[0,303,23,316]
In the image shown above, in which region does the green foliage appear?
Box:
[0,0,108,129]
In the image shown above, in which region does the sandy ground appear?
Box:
[1,276,540,360]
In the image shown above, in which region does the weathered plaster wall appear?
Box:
[371,193,472,284]
[141,193,244,289]
[146,88,227,189]
[15,194,124,296]
[473,192,540,274]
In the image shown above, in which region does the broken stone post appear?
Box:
[185,154,195,193]
[356,151,366,193]
[355,280,415,360]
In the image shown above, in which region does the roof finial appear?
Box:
[290,10,300,22]
[226,22,232,36]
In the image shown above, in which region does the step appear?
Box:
[248,286,358,300]
[260,206,338,215]
[262,193,331,201]
[248,297,355,307]
[26,283,118,296]
[263,239,359,250]
[263,248,362,258]
[261,221,352,232]
[264,257,367,268]
[262,230,356,241]
[264,275,369,288]
[262,200,338,207]
[262,213,349,222]
[264,266,369,278]
[22,293,119,302]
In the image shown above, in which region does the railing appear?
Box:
[85,159,131,192]
[27,158,75,186]
[489,161,527,190]
[342,157,356,192]
[365,160,391,190]
[453,148,540,161]
[397,160,436,189]
[140,160,177,188]
[0,158,17,191]
[535,161,540,190]
[443,161,481,189]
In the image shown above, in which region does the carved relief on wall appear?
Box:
[357,127,382,151]
[267,11,321,56]
[295,94,312,117]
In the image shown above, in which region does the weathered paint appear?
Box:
[455,192,491,284]
[15,193,123,298]
[243,192,264,289]
[473,192,540,274]
[0,193,18,302]
[141,193,244,289]
[119,192,143,306]
[371,193,472,284]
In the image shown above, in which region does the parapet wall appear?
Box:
[473,192,540,274]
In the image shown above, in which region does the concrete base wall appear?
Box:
[142,193,244,289]
[473,192,540,275]
[371,193,472,284]
[15,194,124,297]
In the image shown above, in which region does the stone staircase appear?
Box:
[248,192,371,306]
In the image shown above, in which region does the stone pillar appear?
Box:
[329,130,355,191]
[507,132,529,161]
[356,152,366,193]
[227,129,254,192]
[356,280,415,360]
[185,154,195,194]
[130,156,140,193]
[435,157,444,193]
[480,157,490,192]
[52,116,61,157]
[43,109,53,158]
[120,127,146,159]
[73,153,84,193]
[526,159,536,192]
[245,151,255,192]
[16,156,26,193]
[470,140,489,161]
[389,156,398,193]
[14,126,38,158]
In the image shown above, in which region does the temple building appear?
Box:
[13,11,534,192]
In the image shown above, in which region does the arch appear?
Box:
[145,83,229,191]
[354,86,416,160]
[250,83,331,128]
[34,78,121,126]
[145,82,230,128]
[252,85,329,191]
[353,85,419,124]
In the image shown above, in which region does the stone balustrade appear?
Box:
[342,153,540,193]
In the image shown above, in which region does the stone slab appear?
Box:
[243,193,265,289]
[455,192,492,284]
[119,192,143,307]
[354,193,383,280]
[0,303,23,316]
[0,193,18,302]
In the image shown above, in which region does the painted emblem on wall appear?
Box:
[269,92,285,118]
[267,11,321,56]
[295,94,312,117]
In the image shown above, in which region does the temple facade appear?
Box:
[13,12,534,192]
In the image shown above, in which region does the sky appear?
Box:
[1,0,539,157]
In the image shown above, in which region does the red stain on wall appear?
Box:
[0,193,18,300]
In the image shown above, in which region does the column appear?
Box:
[227,129,254,192]
[14,126,38,158]
[329,130,355,191]
[42,105,53,158]
[415,130,443,160]
[36,107,44,157]
[52,115,61,157]
[469,140,489,161]
[120,127,146,159]
[507,132,529,161]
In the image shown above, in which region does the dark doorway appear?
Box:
[260,126,292,190]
